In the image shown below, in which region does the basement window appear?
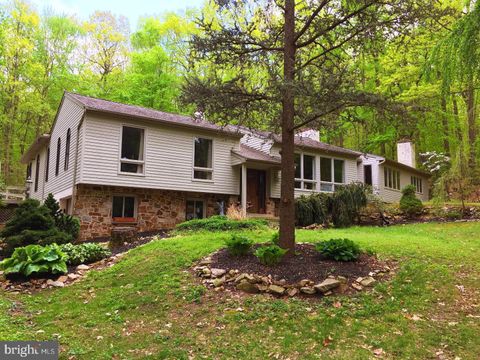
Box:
[186,199,205,220]
[193,137,213,180]
[112,195,136,222]
[120,126,145,174]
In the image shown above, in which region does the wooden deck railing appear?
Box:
[0,186,26,203]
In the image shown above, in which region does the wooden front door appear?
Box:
[247,169,266,214]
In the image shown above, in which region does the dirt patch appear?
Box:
[211,243,388,284]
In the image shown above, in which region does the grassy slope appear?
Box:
[1,223,479,359]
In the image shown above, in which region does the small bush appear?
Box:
[0,244,67,277]
[399,185,423,217]
[295,193,329,227]
[224,234,253,256]
[44,193,80,239]
[316,238,361,262]
[270,231,279,245]
[176,215,267,232]
[445,209,463,220]
[254,244,288,266]
[226,204,246,220]
[0,199,73,256]
[60,243,111,266]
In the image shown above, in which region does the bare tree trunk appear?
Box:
[440,95,450,155]
[452,95,462,142]
[462,84,476,169]
[279,0,296,253]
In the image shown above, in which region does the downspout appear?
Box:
[71,111,86,214]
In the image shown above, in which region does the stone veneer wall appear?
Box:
[73,184,237,241]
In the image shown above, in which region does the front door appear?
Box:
[247,169,266,214]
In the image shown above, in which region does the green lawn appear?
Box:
[1,222,480,359]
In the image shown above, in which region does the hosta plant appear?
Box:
[0,244,67,277]
[316,238,361,262]
[254,244,288,266]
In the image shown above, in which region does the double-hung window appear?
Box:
[294,153,316,190]
[411,176,423,193]
[384,167,400,190]
[120,126,145,174]
[193,137,213,180]
[112,195,136,221]
[320,157,344,192]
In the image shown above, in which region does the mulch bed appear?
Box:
[211,243,390,285]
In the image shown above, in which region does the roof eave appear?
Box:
[20,135,50,163]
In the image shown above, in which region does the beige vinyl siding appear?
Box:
[30,147,47,201]
[269,144,358,198]
[44,97,85,201]
[379,164,429,202]
[81,114,240,195]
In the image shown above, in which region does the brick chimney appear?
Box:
[397,140,416,168]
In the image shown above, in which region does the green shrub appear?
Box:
[399,185,423,217]
[445,209,463,220]
[44,193,80,239]
[330,183,369,227]
[60,243,111,266]
[295,193,329,227]
[0,244,67,277]
[316,238,361,261]
[254,244,288,266]
[295,183,369,228]
[224,234,253,256]
[0,199,73,256]
[176,215,267,232]
[271,231,279,245]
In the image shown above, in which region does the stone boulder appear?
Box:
[110,226,137,249]
[314,278,341,293]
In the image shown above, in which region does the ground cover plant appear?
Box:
[0,244,67,277]
[0,222,479,359]
[316,238,361,262]
[60,243,111,266]
[175,215,268,232]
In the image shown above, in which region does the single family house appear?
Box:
[21,92,431,240]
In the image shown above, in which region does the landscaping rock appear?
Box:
[57,275,68,283]
[337,276,347,284]
[268,284,285,295]
[257,284,269,292]
[211,268,226,278]
[46,279,64,288]
[300,286,316,295]
[351,283,363,291]
[287,288,299,297]
[212,277,226,287]
[76,264,90,271]
[355,277,364,283]
[360,276,376,287]
[199,257,212,266]
[201,268,212,277]
[236,281,259,294]
[67,273,80,281]
[314,278,341,293]
[299,279,313,287]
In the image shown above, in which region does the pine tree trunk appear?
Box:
[278,0,296,253]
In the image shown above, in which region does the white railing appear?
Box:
[0,186,26,202]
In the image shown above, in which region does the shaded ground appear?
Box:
[0,222,479,359]
[211,243,390,284]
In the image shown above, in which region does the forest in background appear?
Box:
[0,0,478,202]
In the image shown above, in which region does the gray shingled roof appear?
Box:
[66,92,242,137]
[273,134,362,158]
[232,144,281,164]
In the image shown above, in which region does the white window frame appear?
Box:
[112,194,137,220]
[118,125,146,176]
[192,136,214,182]
[411,176,423,194]
[294,152,316,191]
[319,157,345,192]
[384,167,401,190]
